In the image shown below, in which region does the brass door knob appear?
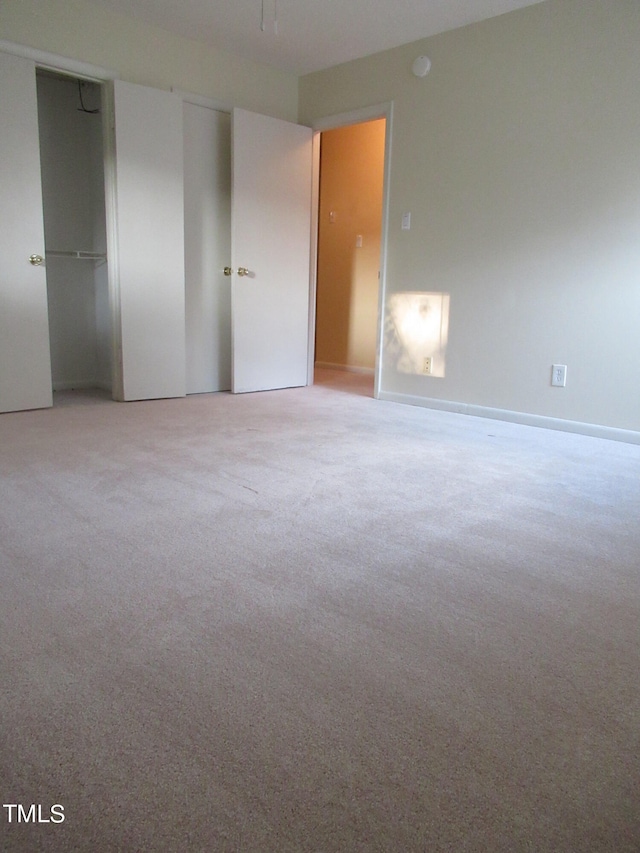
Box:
[29,254,44,266]
[237,267,249,277]
[223,267,233,276]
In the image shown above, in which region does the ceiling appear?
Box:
[88,0,548,76]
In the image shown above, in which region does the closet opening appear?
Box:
[35,69,113,405]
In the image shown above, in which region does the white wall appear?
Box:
[300,0,640,436]
[0,0,298,121]
[5,0,638,435]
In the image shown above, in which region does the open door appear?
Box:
[0,52,53,413]
[231,109,313,393]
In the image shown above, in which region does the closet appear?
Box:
[0,46,313,415]
[36,70,112,396]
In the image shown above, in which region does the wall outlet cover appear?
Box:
[551,364,567,387]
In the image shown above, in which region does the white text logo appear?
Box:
[3,804,65,823]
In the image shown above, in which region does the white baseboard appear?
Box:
[377,391,640,446]
[315,362,375,376]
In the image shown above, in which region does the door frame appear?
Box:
[0,40,115,82]
[309,102,394,399]
[0,40,123,399]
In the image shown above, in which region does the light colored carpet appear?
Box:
[1,369,639,852]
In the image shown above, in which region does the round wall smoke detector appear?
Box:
[412,56,432,78]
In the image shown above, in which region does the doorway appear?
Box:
[35,69,112,403]
[313,115,388,397]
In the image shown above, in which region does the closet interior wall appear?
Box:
[36,71,111,393]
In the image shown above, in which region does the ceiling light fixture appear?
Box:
[412,55,431,78]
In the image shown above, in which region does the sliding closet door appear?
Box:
[112,81,186,401]
[0,52,52,413]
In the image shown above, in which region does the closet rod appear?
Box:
[46,250,107,261]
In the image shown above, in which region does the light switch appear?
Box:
[402,212,411,230]
[329,211,336,224]
[356,235,363,248]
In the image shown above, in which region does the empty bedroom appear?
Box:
[1,0,639,850]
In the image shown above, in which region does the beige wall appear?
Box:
[3,0,639,436]
[316,120,385,371]
[0,0,298,120]
[300,0,640,436]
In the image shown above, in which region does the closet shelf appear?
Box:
[46,250,107,261]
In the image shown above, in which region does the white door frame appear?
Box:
[309,102,394,399]
[0,40,124,398]
[0,40,116,82]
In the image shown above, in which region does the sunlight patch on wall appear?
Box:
[385,292,450,377]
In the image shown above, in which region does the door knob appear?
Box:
[29,254,44,266]
[237,267,249,277]
[223,267,233,276]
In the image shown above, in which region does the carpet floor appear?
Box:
[1,369,639,852]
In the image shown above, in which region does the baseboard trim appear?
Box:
[315,362,375,376]
[377,391,640,445]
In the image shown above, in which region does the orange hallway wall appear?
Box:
[315,119,385,371]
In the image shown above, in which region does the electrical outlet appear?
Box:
[423,357,432,375]
[551,364,567,387]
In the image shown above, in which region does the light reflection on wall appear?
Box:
[385,292,450,377]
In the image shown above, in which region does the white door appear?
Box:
[183,103,232,394]
[0,52,52,413]
[231,109,313,393]
[112,80,186,401]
